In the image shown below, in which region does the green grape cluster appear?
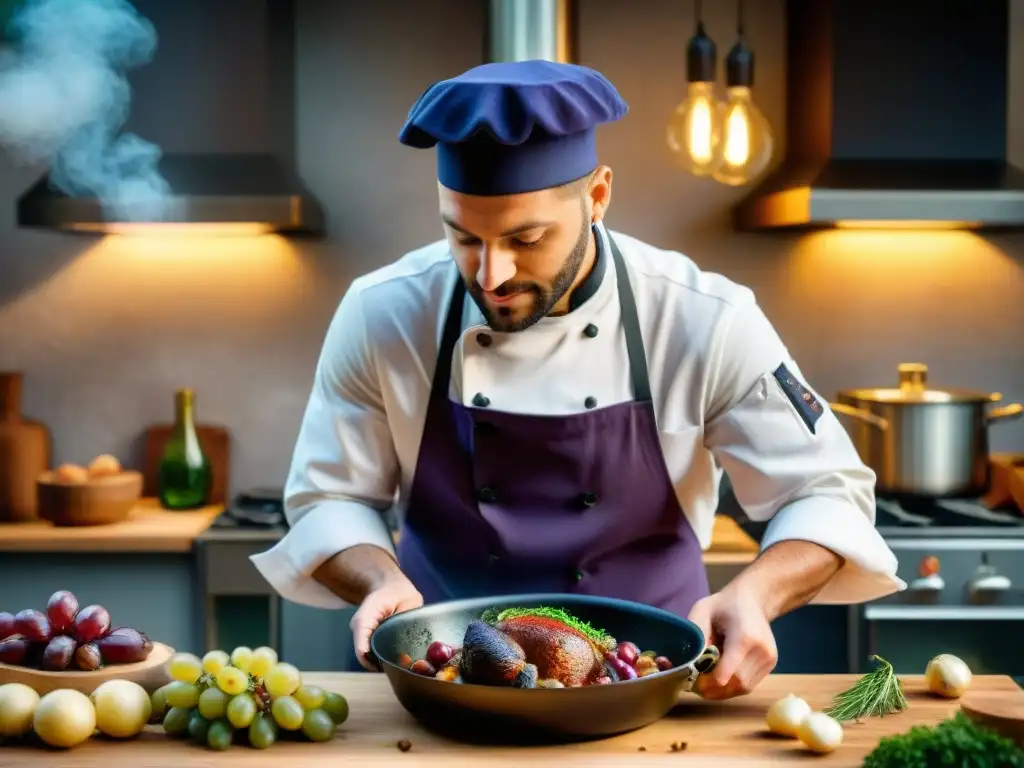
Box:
[150,645,349,750]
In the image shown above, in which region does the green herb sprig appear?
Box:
[823,655,908,722]
[862,711,1024,768]
[480,606,616,649]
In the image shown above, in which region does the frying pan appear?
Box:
[368,592,720,744]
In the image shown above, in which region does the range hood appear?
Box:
[17,153,324,236]
[484,0,576,64]
[736,0,1024,231]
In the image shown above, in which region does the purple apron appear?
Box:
[396,235,709,618]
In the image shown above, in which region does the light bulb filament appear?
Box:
[723,103,751,167]
[688,96,714,164]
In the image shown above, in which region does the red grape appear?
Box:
[425,641,454,668]
[46,590,79,634]
[75,642,101,671]
[73,604,110,643]
[96,631,150,664]
[654,656,673,671]
[593,675,613,685]
[0,611,14,640]
[616,641,639,667]
[41,635,76,671]
[0,635,29,665]
[14,609,51,643]
[108,626,152,653]
[609,657,637,681]
[409,659,436,677]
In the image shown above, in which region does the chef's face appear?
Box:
[439,168,611,332]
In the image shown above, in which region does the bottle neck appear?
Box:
[173,390,196,436]
[0,373,23,421]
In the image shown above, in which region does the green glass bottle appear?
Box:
[158,388,212,510]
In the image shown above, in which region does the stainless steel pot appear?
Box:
[829,363,1023,497]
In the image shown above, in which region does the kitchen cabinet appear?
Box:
[0,500,846,674]
[0,502,218,654]
[0,552,203,655]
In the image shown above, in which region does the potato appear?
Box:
[87,454,122,478]
[53,464,89,484]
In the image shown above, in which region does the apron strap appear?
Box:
[431,273,468,403]
[433,232,652,403]
[607,235,652,403]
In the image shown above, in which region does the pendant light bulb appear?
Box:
[712,38,774,186]
[666,20,725,177]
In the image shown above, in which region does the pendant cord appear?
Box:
[736,0,745,38]
[694,0,702,28]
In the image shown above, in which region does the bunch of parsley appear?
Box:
[862,712,1024,768]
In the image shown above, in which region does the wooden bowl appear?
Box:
[36,470,143,526]
[0,641,173,696]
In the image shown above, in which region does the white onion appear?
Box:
[925,653,972,698]
[0,683,41,737]
[765,693,812,737]
[797,711,844,754]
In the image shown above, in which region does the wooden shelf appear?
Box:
[0,498,222,553]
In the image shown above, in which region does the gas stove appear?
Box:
[874,496,1024,539]
[864,495,1024,627]
[856,495,1024,682]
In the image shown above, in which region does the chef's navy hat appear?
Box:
[398,60,628,196]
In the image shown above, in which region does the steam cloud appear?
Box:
[0,0,172,220]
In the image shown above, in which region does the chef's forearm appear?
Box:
[730,539,844,622]
[312,544,406,604]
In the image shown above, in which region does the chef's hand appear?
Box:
[350,574,423,672]
[687,583,778,700]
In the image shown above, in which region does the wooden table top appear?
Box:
[0,499,222,553]
[2,672,1019,766]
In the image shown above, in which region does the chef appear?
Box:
[252,60,904,700]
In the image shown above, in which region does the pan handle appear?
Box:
[828,402,890,431]
[678,644,720,693]
[695,644,720,673]
[987,403,1023,424]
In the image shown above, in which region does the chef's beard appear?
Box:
[468,200,591,333]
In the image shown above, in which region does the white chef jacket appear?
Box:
[251,222,905,610]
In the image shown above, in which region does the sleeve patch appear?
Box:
[773,363,824,434]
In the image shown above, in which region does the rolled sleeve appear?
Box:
[251,500,394,610]
[250,282,400,609]
[759,496,904,603]
[704,297,904,604]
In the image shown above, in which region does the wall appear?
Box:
[1,0,1023,500]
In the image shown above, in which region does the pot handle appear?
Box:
[678,644,720,693]
[988,403,1024,424]
[827,403,890,431]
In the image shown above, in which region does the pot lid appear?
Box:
[839,363,1002,404]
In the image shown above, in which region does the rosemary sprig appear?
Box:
[823,655,909,722]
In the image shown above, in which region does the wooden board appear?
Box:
[2,673,1020,766]
[0,498,222,553]
[1010,464,1024,516]
[961,691,1024,746]
[981,453,1024,512]
[0,642,173,696]
[141,424,231,505]
[694,516,761,566]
